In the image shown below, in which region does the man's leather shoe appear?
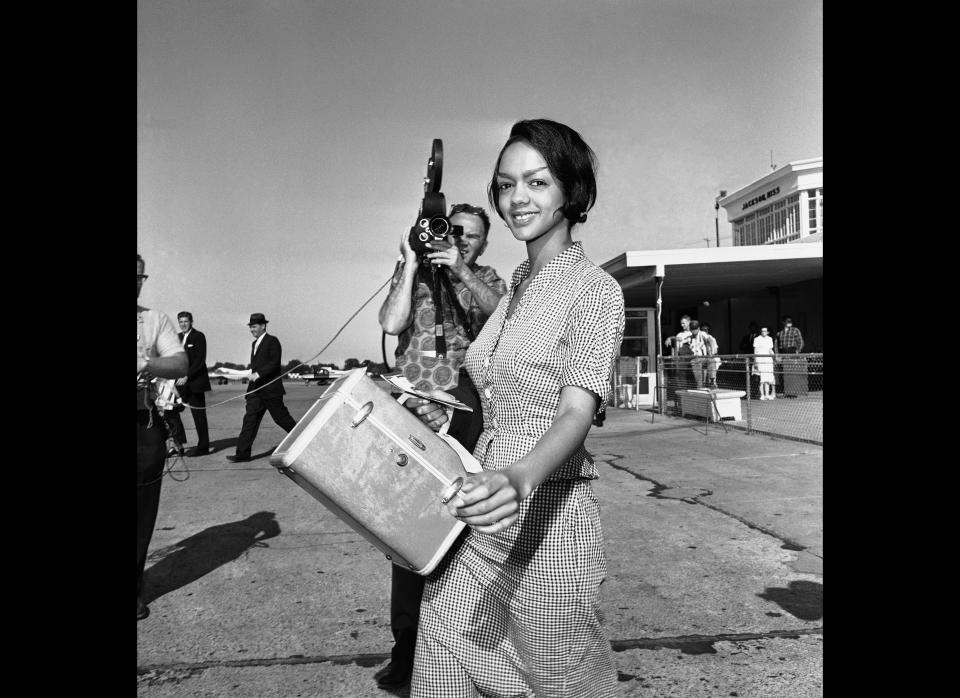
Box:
[376,661,411,690]
[226,455,252,463]
[186,447,211,457]
[137,598,150,621]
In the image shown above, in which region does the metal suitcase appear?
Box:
[270,369,476,575]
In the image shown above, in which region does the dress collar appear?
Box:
[509,241,586,289]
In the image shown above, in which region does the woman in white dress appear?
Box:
[753,326,777,399]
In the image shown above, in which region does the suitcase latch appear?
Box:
[440,477,465,504]
[350,401,374,428]
[408,435,426,450]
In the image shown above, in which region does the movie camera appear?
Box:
[408,139,463,255]
[406,139,470,359]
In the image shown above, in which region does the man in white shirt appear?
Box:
[137,254,188,621]
[666,314,695,391]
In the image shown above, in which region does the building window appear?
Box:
[766,196,800,244]
[620,308,651,367]
[807,188,822,236]
[789,193,800,241]
[731,193,803,246]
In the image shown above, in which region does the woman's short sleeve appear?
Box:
[560,275,625,409]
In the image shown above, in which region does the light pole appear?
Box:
[715,189,727,247]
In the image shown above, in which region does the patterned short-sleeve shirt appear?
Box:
[394,262,507,391]
[465,242,625,481]
[688,332,708,356]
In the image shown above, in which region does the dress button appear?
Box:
[484,357,491,367]
[484,388,492,399]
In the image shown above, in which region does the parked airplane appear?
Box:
[209,367,251,385]
[300,367,352,385]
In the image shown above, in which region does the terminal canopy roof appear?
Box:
[601,242,823,308]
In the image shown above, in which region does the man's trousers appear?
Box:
[235,393,296,457]
[169,386,210,450]
[137,408,167,598]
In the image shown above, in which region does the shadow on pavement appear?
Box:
[757,580,822,621]
[206,438,276,462]
[205,437,238,454]
[142,511,281,604]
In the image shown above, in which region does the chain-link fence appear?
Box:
[610,354,823,444]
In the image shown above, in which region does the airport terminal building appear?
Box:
[600,157,823,407]
[720,157,822,246]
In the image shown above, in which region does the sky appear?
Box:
[137,0,822,368]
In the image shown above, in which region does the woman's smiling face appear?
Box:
[494,140,567,244]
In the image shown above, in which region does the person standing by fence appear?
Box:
[666,314,694,391]
[777,316,807,398]
[738,321,759,354]
[753,326,777,400]
[688,321,710,389]
[700,322,721,389]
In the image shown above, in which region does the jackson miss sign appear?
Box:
[741,186,780,211]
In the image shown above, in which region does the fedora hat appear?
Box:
[248,313,269,326]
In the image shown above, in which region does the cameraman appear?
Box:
[379,203,507,392]
[375,202,506,691]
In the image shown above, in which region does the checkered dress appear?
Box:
[411,242,625,698]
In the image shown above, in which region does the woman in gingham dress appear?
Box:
[409,119,625,697]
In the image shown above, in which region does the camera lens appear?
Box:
[428,217,450,237]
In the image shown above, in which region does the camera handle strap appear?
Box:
[437,265,476,343]
[428,265,476,359]
[430,265,448,358]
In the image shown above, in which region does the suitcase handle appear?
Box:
[350,401,374,428]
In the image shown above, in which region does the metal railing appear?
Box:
[610,353,823,444]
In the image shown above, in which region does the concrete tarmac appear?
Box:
[138,382,822,697]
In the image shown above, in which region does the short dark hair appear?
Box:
[487,118,597,226]
[783,316,793,323]
[177,311,193,322]
[689,320,700,330]
[448,203,491,237]
[137,253,145,268]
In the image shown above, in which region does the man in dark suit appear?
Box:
[227,313,297,463]
[167,311,212,456]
